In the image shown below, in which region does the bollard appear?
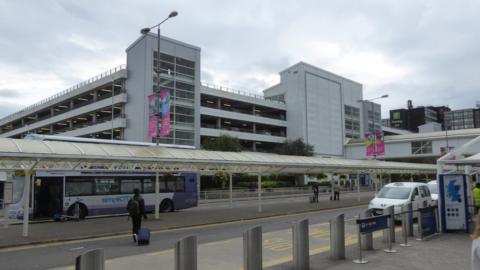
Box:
[75,249,104,270]
[406,202,414,237]
[175,235,197,270]
[400,205,412,247]
[352,223,368,264]
[293,219,309,270]
[385,205,395,243]
[383,213,397,253]
[244,226,262,270]
[330,214,345,260]
[416,208,423,241]
[360,210,373,250]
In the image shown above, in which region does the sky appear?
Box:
[0,0,479,118]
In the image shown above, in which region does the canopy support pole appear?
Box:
[258,173,262,213]
[229,173,233,208]
[155,171,160,220]
[356,172,360,202]
[22,170,31,237]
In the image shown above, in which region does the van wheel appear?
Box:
[67,203,88,219]
[160,199,174,212]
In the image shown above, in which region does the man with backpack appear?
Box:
[127,188,147,242]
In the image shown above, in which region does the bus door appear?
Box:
[33,177,63,218]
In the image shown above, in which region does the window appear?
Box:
[393,112,401,120]
[120,179,142,194]
[411,141,432,155]
[143,178,155,193]
[94,178,119,195]
[411,188,419,201]
[66,179,93,196]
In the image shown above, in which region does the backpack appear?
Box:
[128,198,140,216]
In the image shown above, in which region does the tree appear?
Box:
[203,134,242,152]
[274,138,314,156]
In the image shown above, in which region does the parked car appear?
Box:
[427,180,438,201]
[368,182,432,218]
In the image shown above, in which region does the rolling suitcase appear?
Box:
[137,227,150,245]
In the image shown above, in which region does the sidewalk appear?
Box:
[0,192,373,249]
[269,232,471,270]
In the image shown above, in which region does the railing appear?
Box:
[202,82,286,105]
[0,65,126,124]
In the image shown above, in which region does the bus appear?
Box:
[8,171,198,220]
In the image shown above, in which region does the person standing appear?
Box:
[473,183,480,214]
[334,183,340,200]
[471,210,480,269]
[312,184,319,203]
[127,188,146,242]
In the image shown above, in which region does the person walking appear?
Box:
[127,188,146,242]
[471,210,480,269]
[333,183,340,200]
[473,183,480,214]
[312,183,319,203]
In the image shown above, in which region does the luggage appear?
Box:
[137,227,150,245]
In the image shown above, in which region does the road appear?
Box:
[0,203,369,270]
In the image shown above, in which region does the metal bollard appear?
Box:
[361,210,373,250]
[244,226,262,270]
[383,213,397,253]
[416,208,423,241]
[330,214,345,260]
[352,223,368,264]
[293,219,309,270]
[406,202,414,237]
[385,205,395,243]
[75,249,105,270]
[175,235,197,270]
[400,205,412,247]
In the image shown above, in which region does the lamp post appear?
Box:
[141,11,178,220]
[357,94,389,159]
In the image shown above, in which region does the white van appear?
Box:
[368,182,432,216]
[427,180,438,201]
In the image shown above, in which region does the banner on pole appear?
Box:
[365,132,374,157]
[158,90,171,137]
[147,94,158,138]
[147,91,171,138]
[375,131,385,156]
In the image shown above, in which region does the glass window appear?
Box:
[143,178,155,193]
[120,179,142,194]
[94,178,119,195]
[376,187,412,199]
[176,57,195,68]
[411,188,419,201]
[176,82,194,92]
[176,177,185,192]
[176,65,195,77]
[411,141,433,154]
[66,178,93,196]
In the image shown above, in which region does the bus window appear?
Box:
[143,178,155,193]
[175,177,185,192]
[120,179,142,194]
[94,178,119,195]
[159,179,167,192]
[66,179,93,196]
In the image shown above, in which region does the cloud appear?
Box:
[0,0,479,120]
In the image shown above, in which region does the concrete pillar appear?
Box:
[229,173,233,208]
[70,100,74,109]
[257,174,262,213]
[93,89,98,102]
[22,170,31,237]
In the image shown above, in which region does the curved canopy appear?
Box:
[0,138,437,174]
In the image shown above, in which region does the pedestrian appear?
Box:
[473,183,480,214]
[312,183,319,203]
[127,188,147,242]
[471,210,480,270]
[334,183,340,200]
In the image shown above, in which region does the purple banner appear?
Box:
[365,132,374,157]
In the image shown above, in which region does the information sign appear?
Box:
[357,215,389,234]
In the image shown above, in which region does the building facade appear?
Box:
[0,35,371,157]
[444,108,480,130]
[389,105,450,132]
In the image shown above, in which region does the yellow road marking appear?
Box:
[0,204,365,253]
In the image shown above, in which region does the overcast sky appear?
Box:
[0,0,479,118]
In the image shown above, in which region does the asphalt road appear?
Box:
[0,204,367,270]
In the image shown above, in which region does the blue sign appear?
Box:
[438,174,469,232]
[420,206,437,238]
[357,215,389,234]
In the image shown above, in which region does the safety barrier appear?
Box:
[69,203,441,269]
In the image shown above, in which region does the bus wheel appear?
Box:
[160,199,174,212]
[68,203,88,219]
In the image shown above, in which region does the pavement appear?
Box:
[0,191,373,249]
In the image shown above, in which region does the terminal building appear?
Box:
[0,33,379,157]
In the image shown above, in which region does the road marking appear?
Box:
[0,204,366,253]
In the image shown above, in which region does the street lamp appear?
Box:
[141,11,178,146]
[141,11,178,220]
[357,94,389,159]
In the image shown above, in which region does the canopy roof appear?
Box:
[0,138,437,174]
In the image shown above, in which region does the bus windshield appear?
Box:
[376,186,412,200]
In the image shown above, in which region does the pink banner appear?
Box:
[375,131,385,156]
[159,90,171,137]
[365,132,374,157]
[147,91,171,138]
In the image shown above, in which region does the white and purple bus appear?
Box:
[8,171,198,220]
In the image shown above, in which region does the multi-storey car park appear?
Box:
[0,33,382,156]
